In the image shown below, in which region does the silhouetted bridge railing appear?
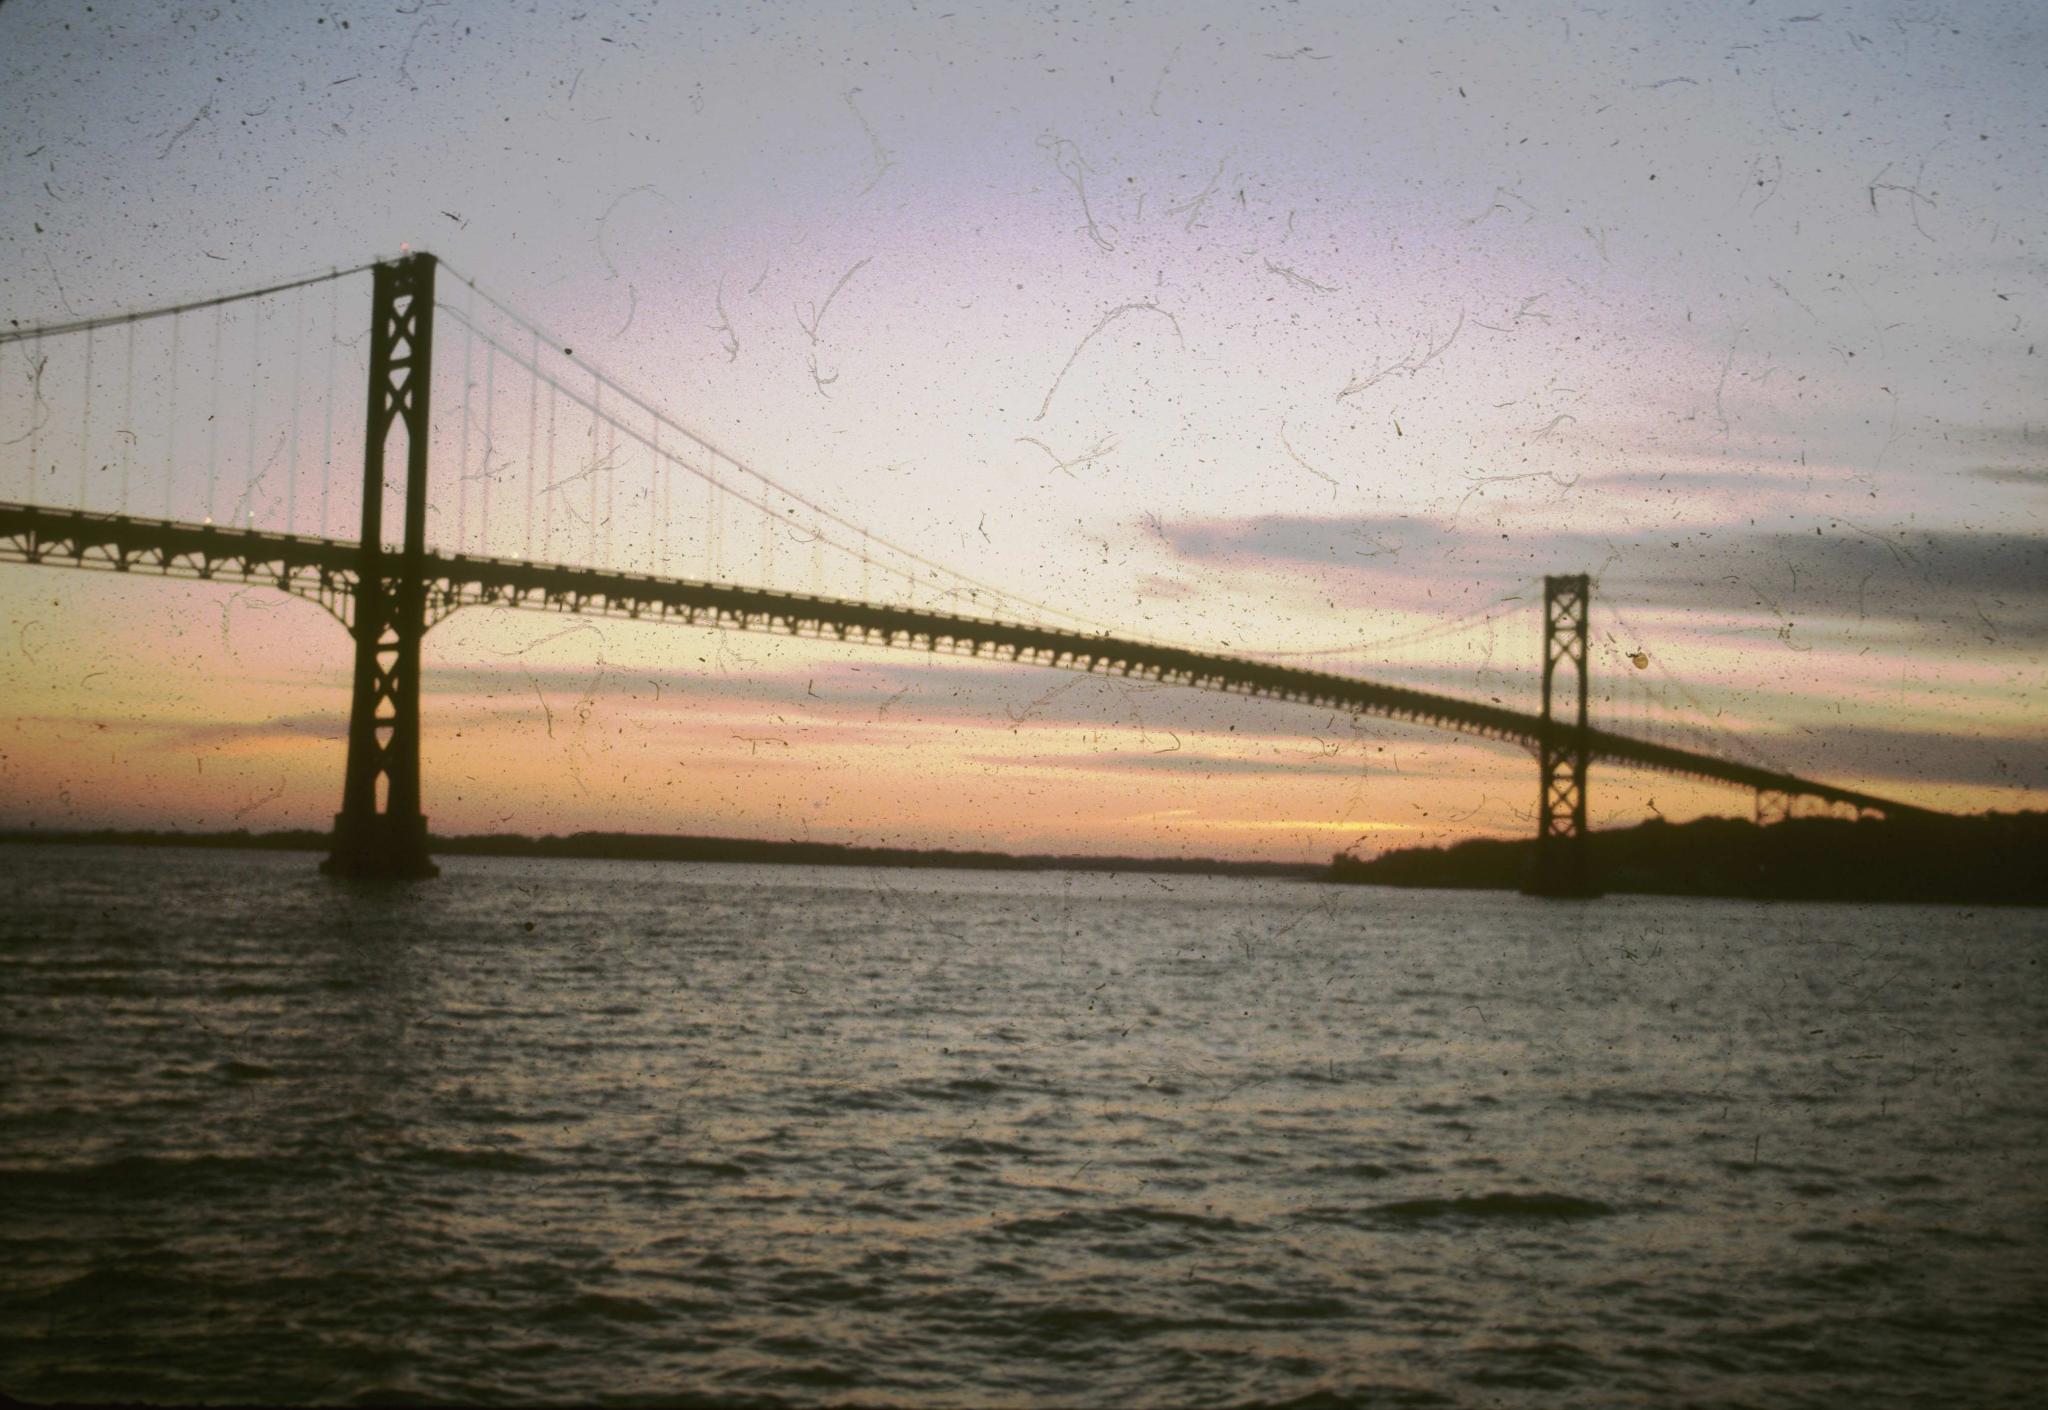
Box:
[0,499,1935,820]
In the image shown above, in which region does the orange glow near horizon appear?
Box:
[1,562,2033,864]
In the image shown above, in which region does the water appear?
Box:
[2,846,2043,1407]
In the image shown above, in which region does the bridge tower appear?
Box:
[322,253,440,880]
[1525,572,1598,897]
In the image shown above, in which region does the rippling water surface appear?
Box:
[2,845,2044,1406]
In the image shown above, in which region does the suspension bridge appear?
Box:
[0,252,1935,893]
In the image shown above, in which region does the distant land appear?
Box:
[0,826,1323,880]
[5,813,2043,904]
[1330,811,2048,907]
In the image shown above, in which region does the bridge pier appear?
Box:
[322,253,439,881]
[1525,573,1599,898]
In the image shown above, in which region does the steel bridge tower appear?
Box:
[1526,572,1598,897]
[322,254,439,879]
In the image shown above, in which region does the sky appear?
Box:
[1,0,2043,861]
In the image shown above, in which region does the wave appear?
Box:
[539,1290,667,1325]
[214,1060,282,1082]
[0,1151,299,1195]
[1465,1337,1602,1392]
[900,1076,1012,1103]
[1305,1161,1397,1181]
[392,1146,550,1173]
[937,1136,1038,1159]
[1868,1171,1945,1191]
[984,1204,1256,1244]
[673,1157,750,1178]
[1223,1391,1457,1410]
[42,1264,195,1311]
[1363,1192,1617,1223]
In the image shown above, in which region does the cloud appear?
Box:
[1582,467,1814,495]
[25,712,352,750]
[1154,512,2048,641]
[1752,722,2048,793]
[1131,572,1199,601]
[1616,528,2048,639]
[1971,467,2048,488]
[1970,424,2048,451]
[969,750,1380,779]
[1161,515,1453,569]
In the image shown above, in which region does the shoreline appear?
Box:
[1330,811,2048,908]
[8,811,2044,906]
[0,827,1325,881]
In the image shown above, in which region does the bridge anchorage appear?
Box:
[0,250,1941,885]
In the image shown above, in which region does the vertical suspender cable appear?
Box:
[708,457,720,580]
[119,320,136,514]
[320,279,337,537]
[76,327,95,509]
[650,415,663,573]
[588,377,601,565]
[480,342,497,557]
[286,283,303,534]
[543,382,558,560]
[205,304,223,521]
[524,331,539,559]
[457,291,473,555]
[26,332,42,501]
[244,298,261,524]
[163,313,181,518]
[602,417,616,570]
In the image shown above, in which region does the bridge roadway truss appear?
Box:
[0,500,1935,823]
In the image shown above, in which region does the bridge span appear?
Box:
[0,499,1935,818]
[0,250,1940,891]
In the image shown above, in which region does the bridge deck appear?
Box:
[0,502,1934,819]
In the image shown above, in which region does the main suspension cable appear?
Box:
[0,262,378,348]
